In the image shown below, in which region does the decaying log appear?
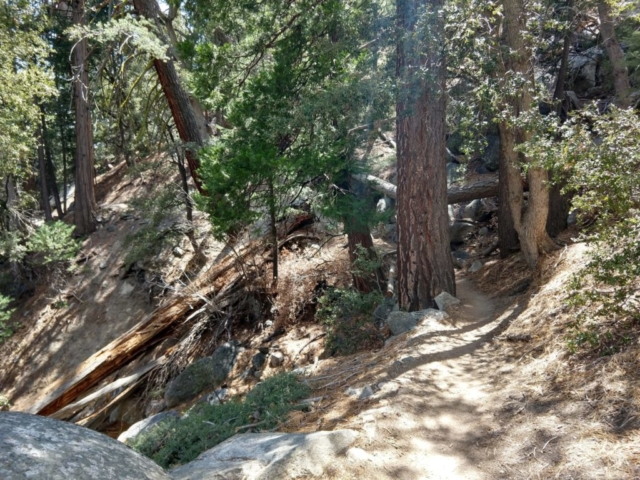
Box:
[29,242,262,417]
[352,173,499,205]
[50,356,167,421]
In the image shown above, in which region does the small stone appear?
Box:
[199,388,228,406]
[469,260,483,273]
[269,351,285,368]
[252,352,267,370]
[479,226,489,236]
[99,261,107,269]
[173,246,185,257]
[264,320,274,327]
[434,291,461,312]
[345,385,374,400]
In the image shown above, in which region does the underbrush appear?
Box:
[317,288,384,356]
[130,373,310,469]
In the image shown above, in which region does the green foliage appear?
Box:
[131,373,310,469]
[0,294,16,342]
[124,184,187,269]
[317,288,383,356]
[524,106,640,355]
[0,0,55,178]
[26,222,80,267]
[0,393,10,411]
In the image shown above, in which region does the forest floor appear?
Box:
[1,157,639,479]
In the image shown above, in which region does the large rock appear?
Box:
[411,308,450,324]
[386,311,418,335]
[481,134,500,172]
[449,221,475,244]
[165,342,240,408]
[170,430,358,480]
[0,412,170,480]
[118,410,179,445]
[435,291,461,312]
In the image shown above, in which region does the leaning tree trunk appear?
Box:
[396,0,455,311]
[598,1,631,109]
[132,0,206,193]
[72,0,97,235]
[501,0,558,269]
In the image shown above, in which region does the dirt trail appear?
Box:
[335,278,513,479]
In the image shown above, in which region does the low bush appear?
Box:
[130,373,310,469]
[0,294,15,342]
[316,288,384,356]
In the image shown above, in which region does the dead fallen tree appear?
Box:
[29,242,262,417]
[352,173,499,204]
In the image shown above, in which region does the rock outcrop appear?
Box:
[170,430,358,480]
[0,412,170,480]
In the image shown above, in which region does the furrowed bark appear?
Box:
[396,0,455,310]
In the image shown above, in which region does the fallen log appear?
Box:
[352,173,499,204]
[50,355,167,421]
[29,242,262,417]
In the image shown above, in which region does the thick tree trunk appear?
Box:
[497,122,520,258]
[396,0,455,311]
[598,1,631,108]
[41,110,64,218]
[132,0,206,193]
[36,126,53,222]
[500,0,558,269]
[72,0,97,235]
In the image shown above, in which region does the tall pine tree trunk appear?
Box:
[36,126,53,222]
[132,0,205,193]
[598,1,631,108]
[396,0,455,310]
[501,0,558,269]
[72,0,97,235]
[41,109,64,218]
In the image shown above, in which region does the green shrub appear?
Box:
[524,106,640,355]
[124,186,187,269]
[317,288,384,356]
[0,394,10,411]
[0,294,16,342]
[130,373,310,469]
[26,222,80,267]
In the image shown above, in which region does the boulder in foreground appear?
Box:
[0,412,170,480]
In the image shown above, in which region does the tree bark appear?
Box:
[497,122,520,258]
[72,0,97,235]
[41,110,64,218]
[598,1,631,108]
[396,0,455,310]
[500,0,558,269]
[60,121,68,214]
[36,126,53,222]
[132,0,206,193]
